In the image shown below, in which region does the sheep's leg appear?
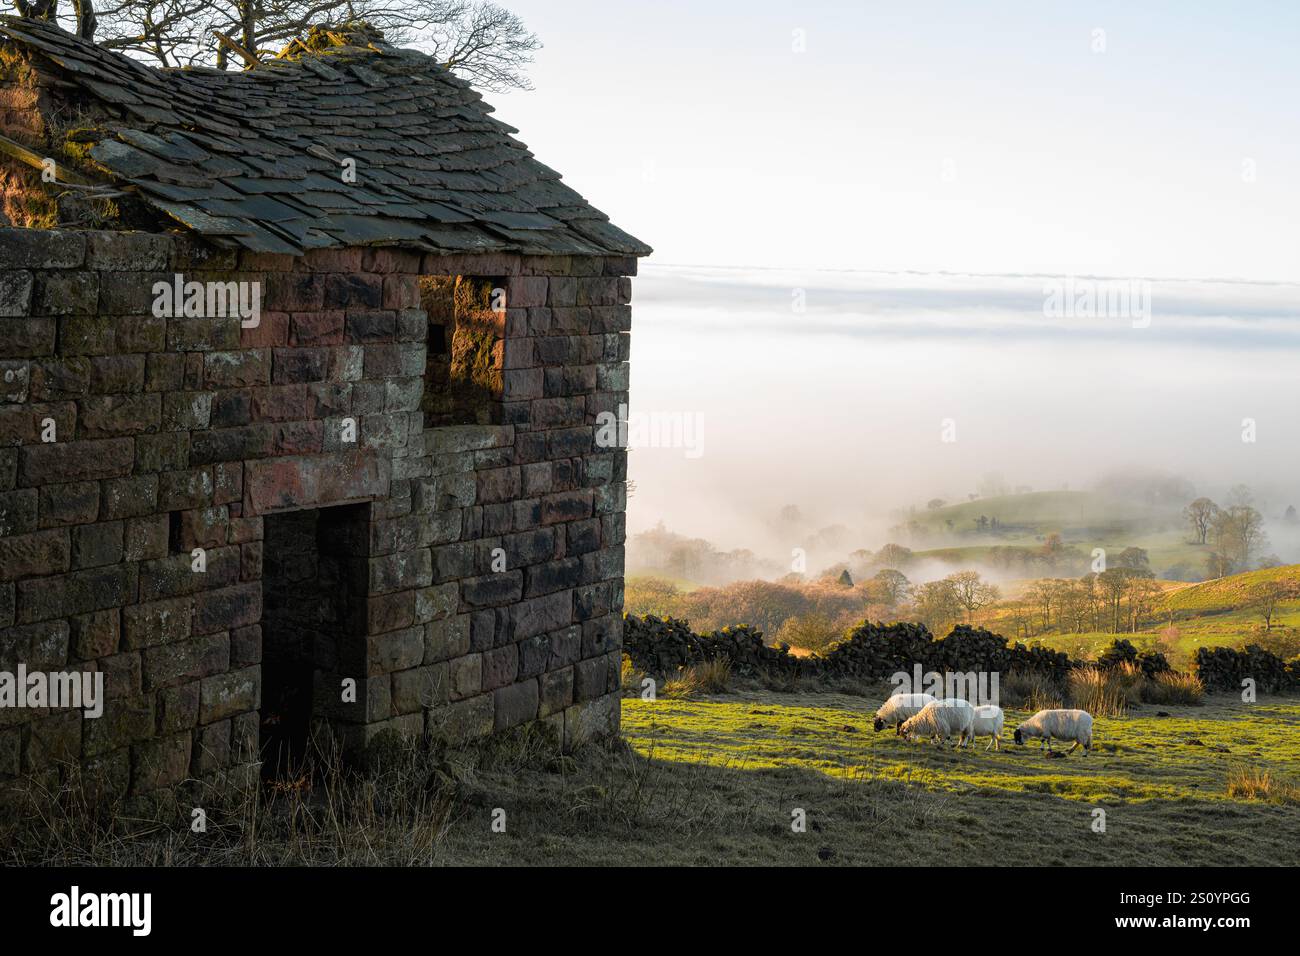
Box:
[1066,740,1080,754]
[1045,735,1053,752]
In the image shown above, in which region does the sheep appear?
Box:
[1013,708,1094,755]
[873,692,937,734]
[963,704,1005,750]
[899,698,975,747]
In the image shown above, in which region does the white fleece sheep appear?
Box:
[1014,709,1094,755]
[899,698,975,747]
[873,693,937,734]
[963,704,1005,750]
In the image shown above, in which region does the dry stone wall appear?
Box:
[0,226,633,803]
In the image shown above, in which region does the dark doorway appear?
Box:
[259,503,369,780]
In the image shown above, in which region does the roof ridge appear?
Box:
[0,14,651,258]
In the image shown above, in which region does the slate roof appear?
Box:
[0,16,650,257]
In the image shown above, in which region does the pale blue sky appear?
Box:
[493,1,1300,281]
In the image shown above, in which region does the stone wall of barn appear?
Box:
[0,227,632,804]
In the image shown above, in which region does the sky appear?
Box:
[491,1,1300,282]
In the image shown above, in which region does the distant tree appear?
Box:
[946,570,1000,623]
[1212,505,1267,570]
[1253,580,1286,630]
[836,568,854,588]
[911,579,962,631]
[1226,484,1255,508]
[1124,573,1161,632]
[1205,551,1234,579]
[1058,580,1092,633]
[1116,547,1150,571]
[1076,572,1105,632]
[869,568,911,606]
[1184,497,1218,545]
[926,498,947,510]
[1285,505,1299,525]
[874,543,914,569]
[1097,567,1140,632]
[1005,598,1034,639]
[1028,577,1071,631]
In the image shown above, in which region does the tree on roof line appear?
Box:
[15,0,541,90]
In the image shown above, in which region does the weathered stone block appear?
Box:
[0,229,85,269]
[143,634,229,690]
[428,693,494,744]
[199,665,260,724]
[424,613,471,663]
[494,678,538,730]
[448,652,482,700]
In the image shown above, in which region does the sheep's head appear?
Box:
[1013,728,1024,745]
[873,717,886,732]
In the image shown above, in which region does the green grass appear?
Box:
[617,689,1300,864]
[624,692,1300,804]
[916,490,1152,534]
[1163,564,1300,615]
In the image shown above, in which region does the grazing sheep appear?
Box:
[964,704,1005,750]
[899,698,975,747]
[1013,709,1094,755]
[873,693,937,734]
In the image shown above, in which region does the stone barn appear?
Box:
[0,17,648,802]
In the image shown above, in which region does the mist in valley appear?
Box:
[625,264,1300,587]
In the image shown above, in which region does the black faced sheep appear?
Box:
[899,698,975,747]
[873,692,937,734]
[1013,708,1094,755]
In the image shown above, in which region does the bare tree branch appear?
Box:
[79,0,540,89]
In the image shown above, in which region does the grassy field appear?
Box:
[1010,565,1300,666]
[915,490,1152,534]
[7,688,1299,866]
[615,688,1300,865]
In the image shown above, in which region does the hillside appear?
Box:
[913,490,1155,536]
[1162,564,1300,615]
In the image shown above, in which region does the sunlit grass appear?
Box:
[623,691,1300,807]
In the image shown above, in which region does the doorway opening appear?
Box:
[259,502,368,780]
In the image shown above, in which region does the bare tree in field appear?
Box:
[1183,497,1218,545]
[1252,580,1287,630]
[1211,504,1268,571]
[24,0,540,90]
[947,570,999,624]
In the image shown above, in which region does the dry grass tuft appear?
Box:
[1142,671,1205,706]
[1069,667,1132,718]
[662,659,732,698]
[1000,671,1064,711]
[1226,764,1300,804]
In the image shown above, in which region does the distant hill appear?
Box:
[914,490,1154,536]
[1161,564,1300,616]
